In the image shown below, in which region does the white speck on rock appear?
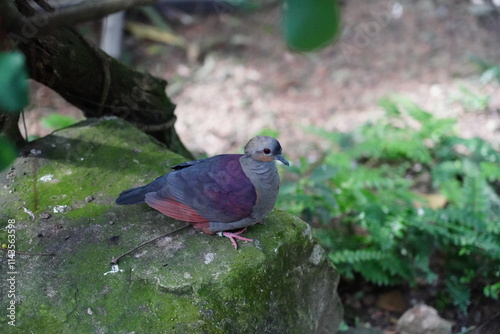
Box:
[39,174,54,182]
[104,264,123,275]
[309,244,326,265]
[183,272,192,279]
[204,252,216,264]
[87,308,93,315]
[53,205,68,213]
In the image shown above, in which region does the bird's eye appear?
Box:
[263,148,271,154]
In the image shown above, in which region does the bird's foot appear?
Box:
[218,228,253,249]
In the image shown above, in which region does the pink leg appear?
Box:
[220,228,254,249]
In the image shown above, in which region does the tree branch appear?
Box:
[6,0,158,36]
[17,26,193,158]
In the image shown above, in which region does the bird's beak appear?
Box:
[276,155,290,166]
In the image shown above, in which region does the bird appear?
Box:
[115,136,289,248]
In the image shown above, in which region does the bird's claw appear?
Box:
[218,228,253,249]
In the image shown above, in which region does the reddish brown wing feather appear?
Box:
[145,193,208,223]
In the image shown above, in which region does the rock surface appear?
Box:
[0,118,342,333]
[397,304,452,334]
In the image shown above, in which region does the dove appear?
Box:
[115,136,289,248]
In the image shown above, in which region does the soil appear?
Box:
[23,0,500,332]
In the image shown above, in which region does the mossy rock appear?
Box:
[0,118,342,333]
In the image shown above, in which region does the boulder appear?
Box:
[397,304,452,334]
[0,117,343,333]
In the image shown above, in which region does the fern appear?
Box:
[279,97,500,313]
[329,249,388,263]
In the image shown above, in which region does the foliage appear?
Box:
[470,55,500,84]
[41,113,78,131]
[0,51,28,172]
[0,51,29,112]
[453,85,490,112]
[0,136,17,171]
[283,0,341,51]
[278,97,500,313]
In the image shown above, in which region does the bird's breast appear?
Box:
[239,157,280,221]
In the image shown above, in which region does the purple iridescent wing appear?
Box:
[145,154,257,223]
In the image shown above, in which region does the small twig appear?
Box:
[1,248,55,256]
[110,224,191,265]
[34,0,54,12]
[21,109,28,141]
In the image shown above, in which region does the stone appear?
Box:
[376,289,407,313]
[397,304,452,334]
[0,117,343,333]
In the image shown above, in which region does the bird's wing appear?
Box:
[145,154,257,223]
[145,193,209,222]
[171,158,209,170]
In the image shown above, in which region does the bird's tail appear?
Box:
[115,186,149,205]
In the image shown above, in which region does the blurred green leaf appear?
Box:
[41,114,78,130]
[0,136,17,172]
[0,52,29,112]
[480,65,500,84]
[484,282,500,299]
[378,98,401,117]
[257,128,280,138]
[454,85,490,112]
[283,0,341,51]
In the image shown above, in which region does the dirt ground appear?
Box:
[23,0,500,331]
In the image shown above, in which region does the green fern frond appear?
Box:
[462,176,489,216]
[328,249,388,264]
[355,261,403,285]
[481,161,500,181]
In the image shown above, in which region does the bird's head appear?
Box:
[244,136,289,166]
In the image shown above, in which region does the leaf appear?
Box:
[483,282,500,299]
[481,161,500,181]
[0,52,29,112]
[126,22,186,47]
[41,114,78,130]
[480,65,500,84]
[394,96,433,123]
[0,136,17,172]
[445,276,471,314]
[378,98,401,117]
[283,0,341,51]
[256,128,280,138]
